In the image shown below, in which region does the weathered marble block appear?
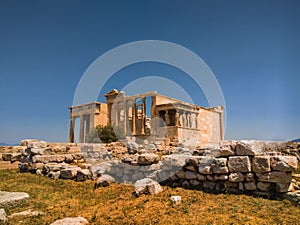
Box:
[270,156,298,172]
[257,171,292,183]
[228,156,251,172]
[252,156,271,173]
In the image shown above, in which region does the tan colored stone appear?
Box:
[257,171,292,183]
[270,156,298,172]
[228,156,251,172]
[229,172,245,182]
[252,156,270,173]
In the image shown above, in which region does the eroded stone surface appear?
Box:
[0,191,29,209]
[257,171,292,183]
[252,156,271,173]
[134,178,163,196]
[270,156,298,172]
[228,156,251,172]
[50,217,89,225]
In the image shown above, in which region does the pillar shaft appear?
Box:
[79,115,85,143]
[69,110,74,143]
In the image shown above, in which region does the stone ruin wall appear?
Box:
[0,140,299,201]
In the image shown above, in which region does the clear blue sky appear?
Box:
[0,0,299,144]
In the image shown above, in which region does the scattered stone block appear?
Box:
[134,178,163,196]
[0,208,7,224]
[127,142,138,154]
[228,156,251,172]
[94,174,115,188]
[0,191,29,209]
[170,196,181,205]
[137,153,159,165]
[50,217,89,225]
[252,156,271,173]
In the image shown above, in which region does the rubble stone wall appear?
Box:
[1,140,299,196]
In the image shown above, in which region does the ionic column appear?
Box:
[79,115,85,143]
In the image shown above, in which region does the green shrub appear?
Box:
[85,124,125,143]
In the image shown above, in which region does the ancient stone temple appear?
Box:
[69,89,224,147]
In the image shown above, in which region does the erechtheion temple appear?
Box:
[69,89,224,147]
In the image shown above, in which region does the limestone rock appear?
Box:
[26,140,47,149]
[43,163,69,173]
[94,174,115,188]
[28,148,51,156]
[244,182,257,191]
[229,173,245,182]
[257,171,292,183]
[162,154,189,170]
[185,171,197,180]
[134,178,163,196]
[0,191,29,209]
[60,166,81,179]
[20,139,40,147]
[219,140,236,156]
[48,171,60,180]
[236,140,264,156]
[228,156,251,172]
[198,157,214,174]
[1,153,12,162]
[0,208,7,224]
[50,217,89,225]
[10,153,22,162]
[137,153,159,165]
[170,196,181,205]
[76,169,90,182]
[270,156,298,172]
[127,142,138,154]
[211,158,228,174]
[252,156,271,173]
[257,182,271,191]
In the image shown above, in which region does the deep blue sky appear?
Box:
[0,0,299,144]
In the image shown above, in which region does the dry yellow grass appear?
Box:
[0,169,299,225]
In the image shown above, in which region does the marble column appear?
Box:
[79,115,85,143]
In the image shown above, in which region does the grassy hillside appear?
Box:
[0,170,299,225]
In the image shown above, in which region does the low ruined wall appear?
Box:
[1,140,299,196]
